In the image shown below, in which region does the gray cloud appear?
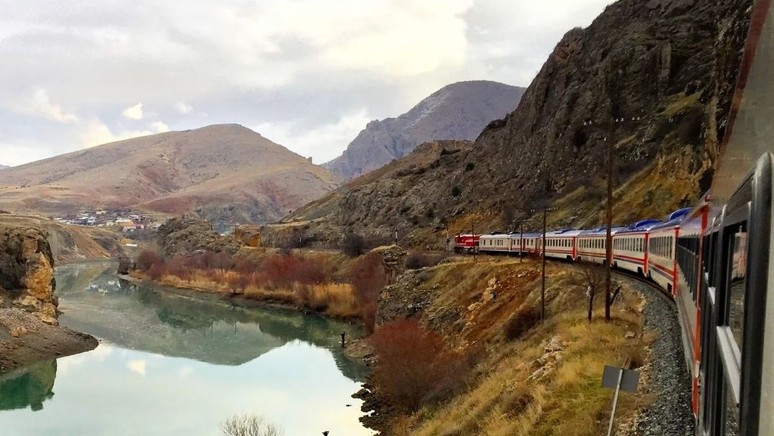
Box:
[0,0,612,166]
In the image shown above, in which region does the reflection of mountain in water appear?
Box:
[55,262,367,381]
[0,360,56,411]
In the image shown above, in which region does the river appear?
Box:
[0,262,372,435]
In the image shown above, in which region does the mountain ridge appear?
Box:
[0,124,340,228]
[324,80,525,179]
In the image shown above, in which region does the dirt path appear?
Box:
[0,309,98,375]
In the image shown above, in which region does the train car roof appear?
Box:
[479,233,509,239]
[665,207,691,221]
[644,207,694,232]
[578,226,628,236]
[544,229,583,237]
[510,232,542,238]
[616,218,663,234]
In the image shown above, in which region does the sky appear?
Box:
[0,0,613,167]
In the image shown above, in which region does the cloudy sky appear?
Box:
[0,0,613,167]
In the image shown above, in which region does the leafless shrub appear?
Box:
[220,414,283,436]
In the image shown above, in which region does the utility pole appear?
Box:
[604,135,613,322]
[541,204,547,322]
[583,115,641,323]
[520,222,524,263]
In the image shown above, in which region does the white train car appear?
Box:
[541,229,582,261]
[478,233,512,253]
[647,220,680,295]
[576,226,627,264]
[521,233,542,255]
[612,219,662,276]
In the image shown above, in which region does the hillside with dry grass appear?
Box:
[0,124,340,230]
[360,257,651,435]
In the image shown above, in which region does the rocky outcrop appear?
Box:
[325,81,525,179]
[0,225,58,325]
[156,216,242,257]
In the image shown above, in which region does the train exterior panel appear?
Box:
[612,219,663,276]
[541,229,582,260]
[478,234,511,253]
[646,223,678,295]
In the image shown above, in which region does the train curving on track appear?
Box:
[454,1,774,433]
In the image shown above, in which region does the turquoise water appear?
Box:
[0,262,371,435]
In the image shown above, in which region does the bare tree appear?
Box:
[220,414,283,436]
[576,264,607,322]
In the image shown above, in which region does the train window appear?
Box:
[727,226,747,350]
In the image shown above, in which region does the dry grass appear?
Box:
[145,270,359,318]
[379,258,651,435]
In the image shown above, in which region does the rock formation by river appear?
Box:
[0,223,97,374]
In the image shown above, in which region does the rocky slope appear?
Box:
[325,81,524,179]
[156,216,242,257]
[0,215,122,263]
[281,0,753,246]
[0,124,340,230]
[0,222,98,374]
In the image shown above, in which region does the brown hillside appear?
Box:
[277,0,753,247]
[0,124,340,230]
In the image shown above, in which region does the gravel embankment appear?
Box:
[627,279,695,436]
[0,309,98,374]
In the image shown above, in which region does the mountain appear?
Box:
[0,165,8,170]
[0,124,340,228]
[324,80,525,179]
[278,0,752,247]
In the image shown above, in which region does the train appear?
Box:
[453,157,770,436]
[451,1,774,433]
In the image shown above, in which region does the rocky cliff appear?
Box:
[325,81,524,179]
[0,223,98,374]
[282,0,753,246]
[0,225,58,325]
[156,216,242,257]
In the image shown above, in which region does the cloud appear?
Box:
[30,89,79,123]
[78,119,167,147]
[122,103,144,120]
[151,121,170,132]
[253,109,373,163]
[127,359,146,376]
[0,1,614,166]
[175,101,193,114]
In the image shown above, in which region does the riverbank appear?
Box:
[0,309,98,374]
[122,272,364,325]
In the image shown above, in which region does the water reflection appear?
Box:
[55,262,366,380]
[0,262,372,435]
[0,361,56,412]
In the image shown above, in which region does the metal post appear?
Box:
[520,223,524,263]
[605,135,613,322]
[606,369,624,436]
[541,206,547,322]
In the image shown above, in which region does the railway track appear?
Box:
[609,268,694,435]
[611,269,675,305]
